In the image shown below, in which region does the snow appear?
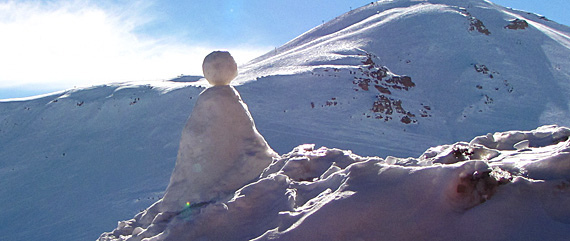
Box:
[227,0,570,158]
[0,82,205,241]
[97,52,277,240]
[99,125,570,240]
[98,51,570,241]
[158,51,275,213]
[202,51,238,86]
[160,84,277,212]
[2,0,570,240]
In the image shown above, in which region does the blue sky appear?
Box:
[0,0,568,99]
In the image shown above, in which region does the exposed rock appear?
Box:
[459,8,491,35]
[371,95,417,123]
[474,64,490,74]
[505,19,529,30]
[469,18,491,35]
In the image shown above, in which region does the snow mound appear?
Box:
[99,125,570,240]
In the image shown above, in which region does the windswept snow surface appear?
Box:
[100,125,570,240]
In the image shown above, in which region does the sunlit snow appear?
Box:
[1,0,570,240]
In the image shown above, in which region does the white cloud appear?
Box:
[0,0,271,91]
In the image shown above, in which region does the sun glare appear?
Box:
[0,0,270,91]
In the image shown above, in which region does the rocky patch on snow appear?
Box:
[308,51,427,124]
[458,7,491,35]
[469,18,491,35]
[318,52,421,123]
[353,53,415,92]
[505,19,529,30]
[472,63,513,92]
[371,95,416,123]
[353,53,421,123]
[459,62,515,121]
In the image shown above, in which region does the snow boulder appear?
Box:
[202,51,238,86]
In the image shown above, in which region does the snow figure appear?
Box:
[202,51,238,86]
[159,51,278,213]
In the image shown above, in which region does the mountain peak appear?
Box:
[233,0,570,156]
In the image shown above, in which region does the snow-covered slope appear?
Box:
[2,0,570,240]
[0,81,203,241]
[237,0,570,157]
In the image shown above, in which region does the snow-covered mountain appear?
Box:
[1,0,570,240]
[236,0,570,157]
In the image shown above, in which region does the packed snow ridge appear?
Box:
[99,51,570,241]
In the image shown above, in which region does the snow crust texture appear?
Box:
[99,125,570,241]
